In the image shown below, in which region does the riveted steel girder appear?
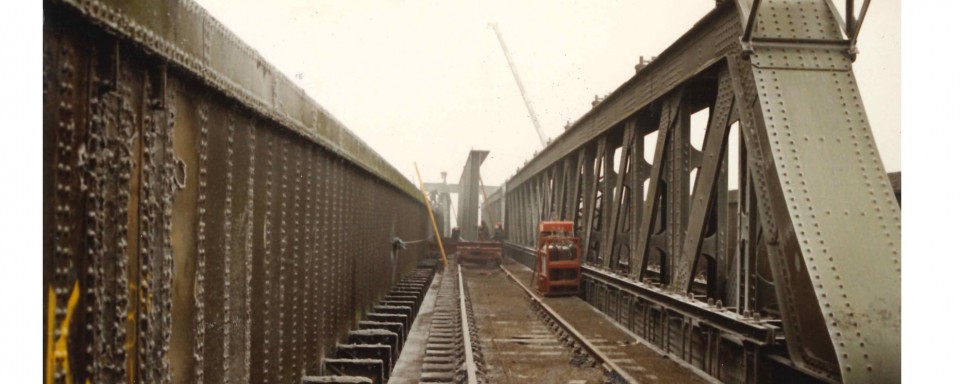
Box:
[503,1,899,382]
[42,1,430,383]
[51,0,422,201]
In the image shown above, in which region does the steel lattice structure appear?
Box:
[501,1,899,382]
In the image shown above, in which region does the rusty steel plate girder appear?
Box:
[502,1,899,383]
[48,0,420,201]
[43,0,429,383]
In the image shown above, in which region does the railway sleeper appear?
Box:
[416,263,487,383]
[529,297,598,368]
[419,370,457,383]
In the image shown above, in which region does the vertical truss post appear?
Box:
[603,121,637,271]
[629,122,648,278]
[635,92,682,281]
[673,69,736,293]
[734,138,761,314]
[667,92,692,288]
[581,142,600,265]
[554,163,564,220]
[728,3,900,372]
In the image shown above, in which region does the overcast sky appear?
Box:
[193,0,900,188]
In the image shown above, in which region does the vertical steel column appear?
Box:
[603,121,638,271]
[673,70,735,293]
[571,148,587,240]
[598,135,616,269]
[581,139,602,265]
[636,91,682,281]
[666,92,692,287]
[457,150,488,240]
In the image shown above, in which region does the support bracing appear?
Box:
[503,1,899,382]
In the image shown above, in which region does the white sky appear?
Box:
[193,0,900,188]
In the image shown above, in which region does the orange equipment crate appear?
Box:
[534,221,581,296]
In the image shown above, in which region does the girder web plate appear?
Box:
[42,3,432,383]
[749,48,900,382]
[55,0,421,200]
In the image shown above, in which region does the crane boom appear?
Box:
[488,23,548,148]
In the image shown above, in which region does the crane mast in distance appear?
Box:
[488,22,548,148]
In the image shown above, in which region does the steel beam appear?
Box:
[42,2,431,383]
[422,183,499,197]
[506,4,741,192]
[457,150,489,241]
[673,72,736,293]
[503,1,900,382]
[51,0,421,201]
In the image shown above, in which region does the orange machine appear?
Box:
[458,240,502,265]
[534,221,581,296]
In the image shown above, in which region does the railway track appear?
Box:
[303,256,711,384]
[417,263,485,383]
[484,257,711,384]
[497,266,638,384]
[463,263,604,384]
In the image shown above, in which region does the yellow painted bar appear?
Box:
[415,162,448,268]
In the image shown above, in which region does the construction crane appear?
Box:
[488,22,548,148]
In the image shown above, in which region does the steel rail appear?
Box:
[499,265,640,384]
[457,265,479,384]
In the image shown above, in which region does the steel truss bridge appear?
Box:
[43,0,899,383]
[499,1,899,383]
